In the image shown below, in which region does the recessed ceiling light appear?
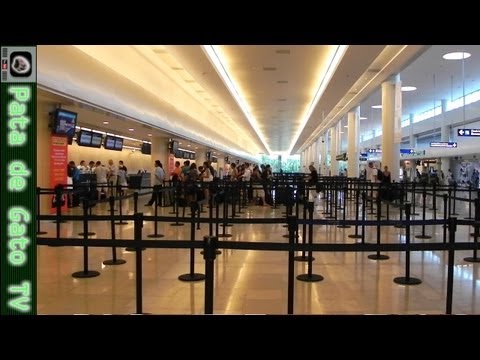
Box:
[360,117,367,120]
[128,128,134,131]
[443,52,471,60]
[371,105,382,109]
[103,121,109,125]
[401,86,417,92]
[147,133,152,137]
[187,144,191,147]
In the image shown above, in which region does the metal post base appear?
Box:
[294,255,315,262]
[393,276,422,285]
[147,233,165,238]
[72,270,100,278]
[368,254,390,260]
[125,247,146,252]
[283,234,299,238]
[200,250,222,255]
[103,259,127,265]
[178,273,206,282]
[348,234,363,239]
[78,232,96,236]
[296,274,324,282]
[415,235,432,239]
[464,256,480,263]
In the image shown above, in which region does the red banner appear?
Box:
[50,135,68,213]
[168,153,175,175]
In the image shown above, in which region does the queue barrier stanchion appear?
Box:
[337,186,351,229]
[170,187,185,227]
[297,202,323,282]
[470,190,480,236]
[134,213,145,314]
[465,185,474,220]
[50,185,65,246]
[115,190,128,225]
[179,204,206,282]
[218,187,232,238]
[348,186,362,239]
[464,198,480,263]
[394,203,422,285]
[126,199,146,251]
[411,182,419,216]
[72,198,100,278]
[147,189,165,238]
[294,200,311,261]
[287,215,296,314]
[368,198,389,261]
[78,195,95,236]
[36,187,47,235]
[415,187,432,239]
[361,192,366,244]
[203,236,218,314]
[443,194,448,243]
[452,183,459,216]
[446,217,457,314]
[103,196,127,266]
[133,192,139,214]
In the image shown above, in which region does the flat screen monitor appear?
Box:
[171,140,179,154]
[114,137,123,151]
[53,109,77,138]
[90,132,103,147]
[77,130,92,146]
[104,135,116,150]
[141,142,151,154]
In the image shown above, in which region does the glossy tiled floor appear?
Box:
[37,191,480,314]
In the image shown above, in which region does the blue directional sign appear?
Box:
[367,148,382,153]
[400,148,415,154]
[430,141,458,148]
[457,128,480,136]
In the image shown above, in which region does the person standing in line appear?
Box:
[107,159,117,197]
[117,160,128,196]
[145,160,165,206]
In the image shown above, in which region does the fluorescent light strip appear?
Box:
[287,45,348,154]
[307,45,410,149]
[201,45,271,154]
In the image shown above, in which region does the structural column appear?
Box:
[152,136,169,175]
[439,99,451,177]
[381,74,402,182]
[347,106,360,178]
[330,125,338,176]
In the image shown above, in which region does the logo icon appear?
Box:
[10,51,32,77]
[1,59,7,70]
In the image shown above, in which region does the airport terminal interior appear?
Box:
[36,45,480,314]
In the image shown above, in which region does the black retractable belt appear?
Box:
[179,204,206,282]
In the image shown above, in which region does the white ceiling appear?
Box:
[37,45,433,157]
[359,45,480,137]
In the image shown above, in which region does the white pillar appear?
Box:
[381,74,402,182]
[347,106,360,177]
[330,125,338,176]
[409,114,416,148]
